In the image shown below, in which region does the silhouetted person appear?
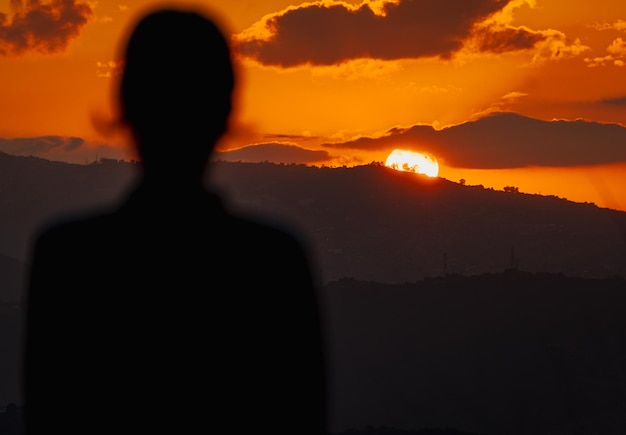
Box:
[24,7,326,435]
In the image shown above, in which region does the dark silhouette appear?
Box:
[23,7,326,435]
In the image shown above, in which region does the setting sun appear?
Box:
[385,149,439,177]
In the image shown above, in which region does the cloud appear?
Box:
[585,55,614,67]
[601,96,626,106]
[234,0,589,67]
[465,0,590,63]
[0,135,84,154]
[467,25,589,63]
[96,60,123,78]
[592,20,626,32]
[585,37,626,67]
[585,21,626,67]
[470,25,546,53]
[263,132,322,142]
[469,91,528,119]
[233,0,513,67]
[0,136,331,167]
[322,112,626,169]
[0,0,93,56]
[215,143,331,165]
[607,37,626,57]
[311,57,403,79]
[0,136,126,163]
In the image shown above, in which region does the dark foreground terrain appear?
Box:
[3,271,626,435]
[323,272,626,435]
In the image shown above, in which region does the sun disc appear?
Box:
[385,149,439,177]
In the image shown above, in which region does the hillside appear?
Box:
[209,161,626,283]
[1,153,626,286]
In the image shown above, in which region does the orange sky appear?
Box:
[1,0,626,211]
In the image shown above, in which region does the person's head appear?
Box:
[118,7,235,179]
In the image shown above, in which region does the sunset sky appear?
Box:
[1,0,626,211]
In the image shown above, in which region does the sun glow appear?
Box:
[385,149,439,177]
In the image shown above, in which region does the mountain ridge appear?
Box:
[210,160,626,283]
[1,152,625,284]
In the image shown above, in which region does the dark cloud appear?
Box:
[0,136,125,163]
[234,0,522,67]
[602,96,626,106]
[263,133,322,141]
[323,112,626,169]
[472,26,547,53]
[0,135,84,155]
[0,0,93,56]
[214,143,330,165]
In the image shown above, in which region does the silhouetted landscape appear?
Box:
[2,152,625,281]
[1,152,626,434]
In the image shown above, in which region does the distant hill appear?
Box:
[209,160,626,283]
[2,152,626,286]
